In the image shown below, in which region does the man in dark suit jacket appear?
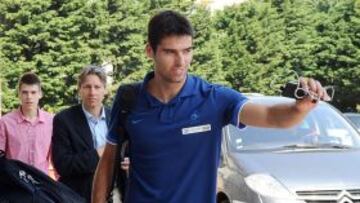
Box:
[52,65,110,202]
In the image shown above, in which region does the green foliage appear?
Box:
[0,0,199,113]
[189,6,228,85]
[0,0,359,113]
[215,0,360,111]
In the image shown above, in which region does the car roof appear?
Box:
[245,95,327,106]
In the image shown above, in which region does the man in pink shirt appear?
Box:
[0,72,53,174]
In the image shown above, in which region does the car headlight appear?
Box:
[245,173,296,199]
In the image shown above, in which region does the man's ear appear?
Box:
[38,85,43,99]
[146,43,154,59]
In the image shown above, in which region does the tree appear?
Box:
[0,0,201,113]
[1,0,358,113]
[214,0,360,110]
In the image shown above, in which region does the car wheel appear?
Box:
[219,200,230,203]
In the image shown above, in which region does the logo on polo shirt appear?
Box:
[190,111,201,125]
[131,119,143,124]
[190,112,199,121]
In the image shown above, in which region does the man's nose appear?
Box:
[175,53,185,67]
[26,93,32,98]
[89,87,97,94]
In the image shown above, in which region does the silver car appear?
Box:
[217,96,360,203]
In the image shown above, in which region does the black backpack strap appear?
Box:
[107,82,140,202]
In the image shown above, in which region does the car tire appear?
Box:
[219,200,230,203]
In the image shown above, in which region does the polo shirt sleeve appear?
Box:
[217,86,249,128]
[106,87,125,145]
[0,119,6,151]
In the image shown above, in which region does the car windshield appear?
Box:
[227,100,360,151]
[346,115,360,129]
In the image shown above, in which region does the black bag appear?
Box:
[107,82,140,202]
[0,150,85,203]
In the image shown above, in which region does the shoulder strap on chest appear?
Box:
[117,82,141,119]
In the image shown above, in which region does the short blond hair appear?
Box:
[77,65,107,90]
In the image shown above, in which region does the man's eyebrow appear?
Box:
[162,48,175,51]
[162,46,193,51]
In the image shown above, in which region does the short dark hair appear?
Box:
[18,72,41,90]
[148,10,194,52]
[77,65,107,90]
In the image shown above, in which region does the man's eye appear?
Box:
[164,50,173,54]
[185,49,192,53]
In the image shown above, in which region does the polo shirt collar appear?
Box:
[38,109,46,123]
[142,71,197,107]
[16,108,44,123]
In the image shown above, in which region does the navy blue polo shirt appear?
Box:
[107,72,248,203]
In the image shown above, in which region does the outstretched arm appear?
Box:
[240,78,330,128]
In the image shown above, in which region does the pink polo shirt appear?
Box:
[0,108,53,174]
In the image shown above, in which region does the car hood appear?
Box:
[231,148,360,192]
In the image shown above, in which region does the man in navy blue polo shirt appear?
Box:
[92,10,330,203]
